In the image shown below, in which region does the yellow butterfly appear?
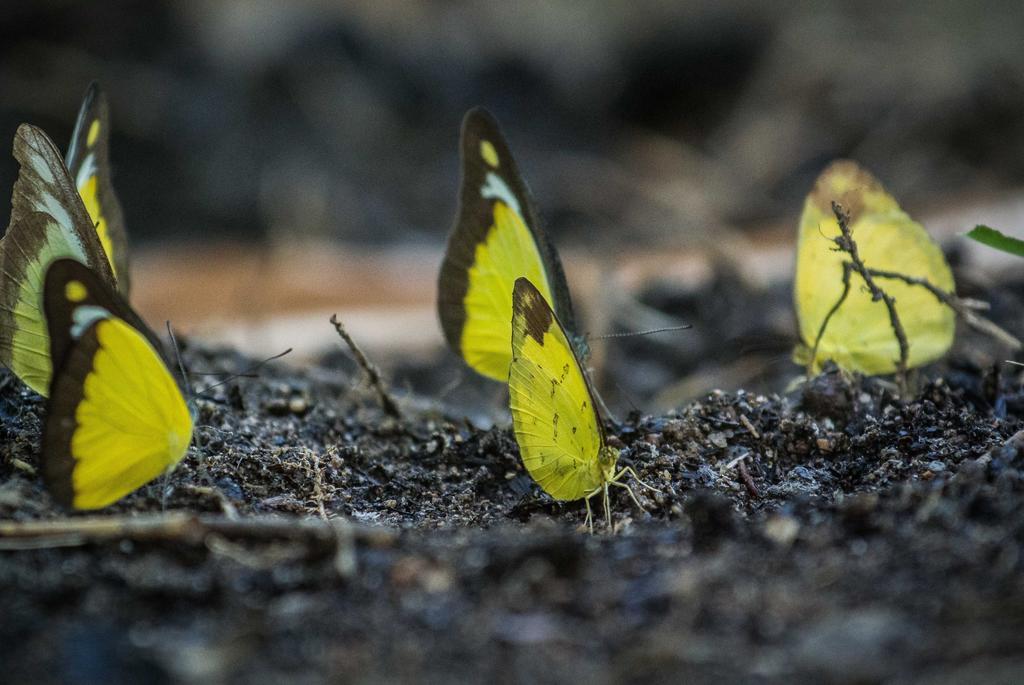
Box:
[438,108,581,382]
[41,258,192,510]
[794,160,955,375]
[66,82,130,292]
[509,277,651,531]
[0,85,127,396]
[0,126,119,395]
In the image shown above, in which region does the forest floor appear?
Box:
[2,263,1024,684]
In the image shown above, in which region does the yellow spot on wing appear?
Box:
[78,176,117,280]
[65,279,87,302]
[87,119,101,148]
[480,140,499,168]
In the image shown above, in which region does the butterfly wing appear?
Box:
[794,160,955,375]
[42,258,163,372]
[0,124,120,395]
[41,259,192,510]
[438,108,577,381]
[509,277,611,501]
[66,82,130,293]
[0,211,102,395]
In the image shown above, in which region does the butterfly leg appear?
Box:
[584,486,602,535]
[603,483,614,532]
[617,466,663,495]
[610,479,645,512]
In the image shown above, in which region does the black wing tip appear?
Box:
[82,81,101,105]
[74,82,109,134]
[461,107,505,142]
[512,276,545,316]
[15,122,44,140]
[513,277,554,346]
[463,106,497,126]
[13,123,62,157]
[513,276,538,301]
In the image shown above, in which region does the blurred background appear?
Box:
[2,0,1024,417]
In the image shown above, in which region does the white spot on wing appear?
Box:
[71,305,111,339]
[481,172,522,217]
[75,153,97,191]
[31,150,55,184]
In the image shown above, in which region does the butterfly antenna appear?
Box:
[196,348,293,396]
[166,321,194,399]
[588,323,692,342]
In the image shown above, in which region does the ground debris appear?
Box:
[1,334,1023,683]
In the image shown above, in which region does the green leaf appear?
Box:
[967,226,1024,257]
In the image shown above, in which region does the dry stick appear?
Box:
[329,314,404,421]
[809,260,854,379]
[737,459,760,499]
[830,202,911,396]
[867,268,1022,350]
[0,512,396,551]
[310,449,329,522]
[806,205,1019,401]
[738,414,761,440]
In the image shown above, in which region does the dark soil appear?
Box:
[3,263,1024,684]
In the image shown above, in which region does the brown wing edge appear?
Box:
[65,81,101,172]
[66,81,131,294]
[0,212,52,366]
[10,124,117,288]
[41,324,101,509]
[438,108,578,356]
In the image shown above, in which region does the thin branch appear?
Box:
[831,202,910,395]
[809,260,853,378]
[737,459,760,499]
[867,268,1022,350]
[330,314,404,421]
[738,414,761,440]
[0,512,395,551]
[310,449,329,522]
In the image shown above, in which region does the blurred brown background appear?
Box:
[2,1,1024,412]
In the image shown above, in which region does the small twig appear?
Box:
[10,458,36,476]
[0,513,395,551]
[737,459,760,499]
[831,202,910,396]
[809,260,853,378]
[738,414,761,440]
[723,452,760,498]
[310,449,329,522]
[867,268,1022,351]
[329,314,404,420]
[724,452,748,470]
[181,484,239,519]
